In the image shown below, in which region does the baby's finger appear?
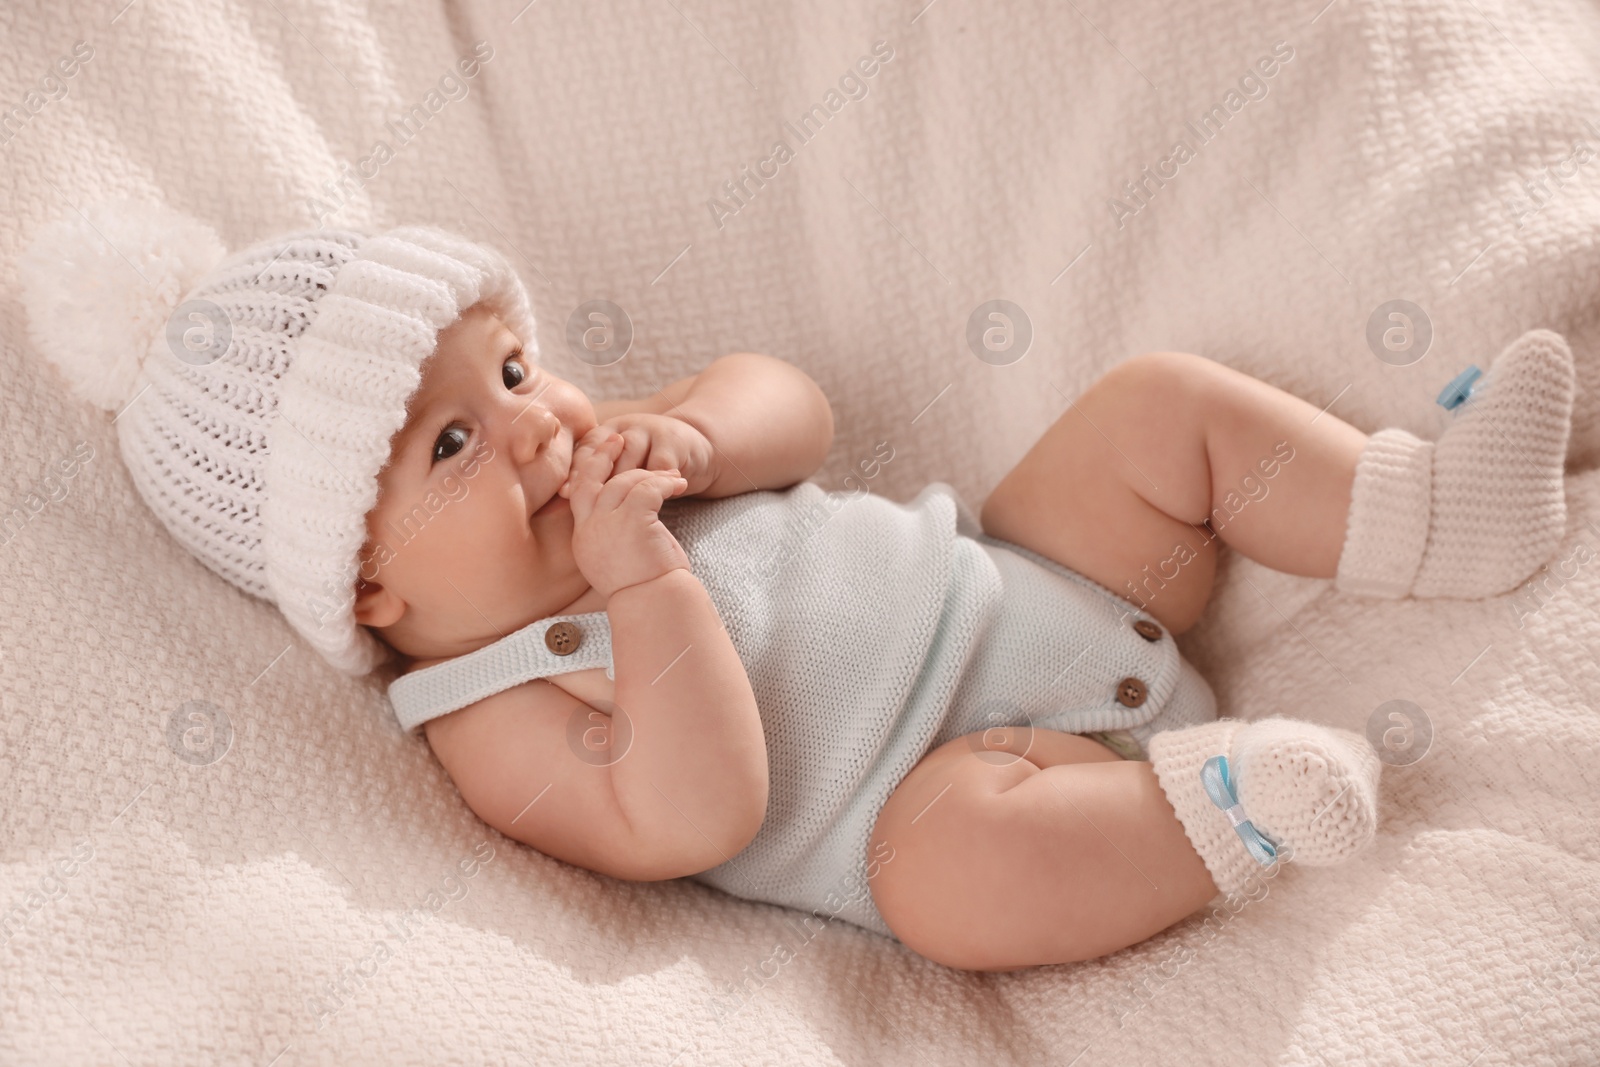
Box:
[594,467,686,514]
[644,444,684,474]
[612,427,650,476]
[578,432,623,474]
[565,433,622,503]
[562,439,601,495]
[623,469,689,510]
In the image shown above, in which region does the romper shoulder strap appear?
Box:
[387,610,614,734]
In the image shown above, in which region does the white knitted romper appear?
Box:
[387,481,1218,940]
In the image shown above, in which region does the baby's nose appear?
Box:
[511,403,559,464]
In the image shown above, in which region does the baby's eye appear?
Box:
[503,351,528,390]
[428,353,529,464]
[432,425,468,464]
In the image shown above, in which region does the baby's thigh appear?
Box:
[979,353,1222,633]
[866,728,1123,969]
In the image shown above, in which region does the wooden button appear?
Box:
[1115,676,1148,708]
[544,621,582,656]
[1133,619,1163,642]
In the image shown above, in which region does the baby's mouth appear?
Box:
[530,436,575,524]
[534,493,570,518]
[531,471,572,522]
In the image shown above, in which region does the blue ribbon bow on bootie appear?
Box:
[1436,365,1482,411]
[1201,755,1279,866]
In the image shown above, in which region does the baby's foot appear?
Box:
[1230,717,1381,867]
[1412,328,1575,597]
[1148,717,1382,898]
[1335,329,1575,599]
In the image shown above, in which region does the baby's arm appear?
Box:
[605,566,769,877]
[614,353,834,498]
[424,572,765,882]
[568,434,769,878]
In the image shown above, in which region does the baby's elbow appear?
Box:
[814,383,835,459]
[635,812,766,882]
[731,785,769,858]
[783,358,833,471]
[720,750,770,863]
[619,764,769,882]
[736,351,834,481]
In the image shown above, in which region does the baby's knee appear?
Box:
[1100,350,1214,403]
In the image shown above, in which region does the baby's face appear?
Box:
[353,303,599,662]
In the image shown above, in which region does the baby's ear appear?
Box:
[353,578,406,629]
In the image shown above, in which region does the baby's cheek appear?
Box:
[438,470,470,504]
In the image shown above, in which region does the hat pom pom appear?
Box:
[18,199,228,414]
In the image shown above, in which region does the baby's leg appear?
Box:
[867,727,1220,971]
[980,350,1367,633]
[870,717,1383,971]
[984,332,1577,615]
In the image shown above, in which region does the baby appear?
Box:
[22,209,1576,973]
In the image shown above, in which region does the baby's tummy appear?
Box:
[658,481,998,832]
[683,514,1006,929]
[657,481,968,707]
[551,480,970,727]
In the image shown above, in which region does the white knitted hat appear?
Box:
[17,199,540,676]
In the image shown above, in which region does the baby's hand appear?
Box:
[563,429,692,600]
[588,412,721,498]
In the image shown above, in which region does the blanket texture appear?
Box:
[1,0,1597,1063]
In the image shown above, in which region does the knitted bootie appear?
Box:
[1147,716,1381,898]
[1334,328,1575,599]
